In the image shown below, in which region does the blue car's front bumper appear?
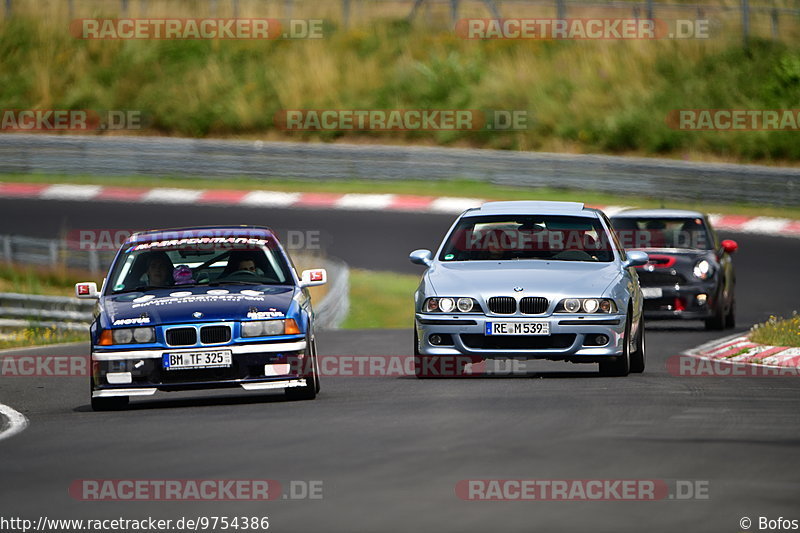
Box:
[91,338,310,397]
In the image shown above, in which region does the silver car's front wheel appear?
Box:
[599,312,632,377]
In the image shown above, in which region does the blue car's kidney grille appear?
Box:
[488,297,516,314]
[201,325,231,344]
[166,328,197,346]
[519,297,548,314]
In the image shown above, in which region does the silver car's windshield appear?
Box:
[439,215,615,262]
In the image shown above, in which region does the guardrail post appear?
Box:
[2,236,11,264]
[49,240,58,267]
[771,8,779,40]
[284,0,292,19]
[343,0,350,28]
[450,0,459,27]
[232,0,239,18]
[555,0,565,20]
[121,0,128,16]
[89,249,99,275]
[741,0,750,48]
[646,0,653,21]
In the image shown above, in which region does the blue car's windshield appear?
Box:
[107,235,294,294]
[439,215,615,262]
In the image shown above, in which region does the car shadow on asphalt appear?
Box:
[73,391,298,412]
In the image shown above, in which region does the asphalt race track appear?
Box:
[1,197,799,533]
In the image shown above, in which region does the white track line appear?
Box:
[0,403,28,442]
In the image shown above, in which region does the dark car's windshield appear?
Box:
[106,236,294,294]
[611,217,712,250]
[439,215,615,262]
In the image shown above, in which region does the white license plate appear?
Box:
[641,287,663,299]
[163,350,232,370]
[486,322,550,336]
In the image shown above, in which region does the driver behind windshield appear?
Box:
[145,251,174,287]
[236,258,257,273]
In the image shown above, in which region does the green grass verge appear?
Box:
[2,12,800,163]
[341,269,419,329]
[749,313,800,347]
[0,328,86,350]
[0,264,83,296]
[6,173,800,219]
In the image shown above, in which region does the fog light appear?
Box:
[595,335,609,345]
[696,294,708,306]
[429,334,442,346]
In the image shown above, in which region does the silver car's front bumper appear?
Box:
[415,313,627,362]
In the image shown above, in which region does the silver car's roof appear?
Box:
[610,208,706,219]
[464,201,592,217]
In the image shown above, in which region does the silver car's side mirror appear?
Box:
[409,249,433,267]
[624,250,649,268]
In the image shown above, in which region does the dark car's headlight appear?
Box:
[693,259,712,280]
[99,327,155,345]
[424,297,481,313]
[241,319,300,337]
[555,298,617,313]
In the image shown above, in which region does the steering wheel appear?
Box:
[231,269,259,276]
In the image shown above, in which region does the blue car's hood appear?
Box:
[101,285,297,326]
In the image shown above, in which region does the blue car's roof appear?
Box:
[126,225,277,244]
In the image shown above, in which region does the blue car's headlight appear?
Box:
[241,319,300,337]
[555,298,617,313]
[424,297,480,313]
[109,327,155,344]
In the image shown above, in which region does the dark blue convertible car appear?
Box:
[75,226,327,410]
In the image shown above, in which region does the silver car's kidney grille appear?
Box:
[488,297,516,314]
[519,297,548,314]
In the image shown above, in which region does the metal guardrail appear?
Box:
[0,234,114,274]
[2,134,799,206]
[0,258,350,331]
[313,257,350,330]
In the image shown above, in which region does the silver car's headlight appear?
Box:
[693,259,711,280]
[424,297,481,313]
[555,298,617,313]
[111,327,155,344]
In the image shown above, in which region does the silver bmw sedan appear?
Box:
[409,201,648,378]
